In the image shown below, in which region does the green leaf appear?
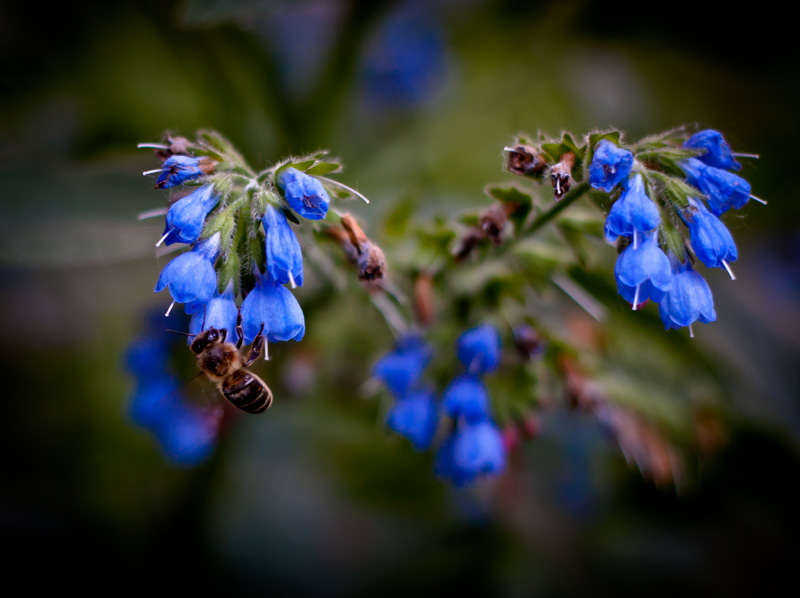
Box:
[541,132,584,167]
[304,161,342,175]
[485,185,533,229]
[644,170,697,209]
[382,194,416,238]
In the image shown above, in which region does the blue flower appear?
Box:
[682,198,738,272]
[386,388,440,450]
[160,185,220,246]
[434,420,506,486]
[277,167,330,220]
[589,139,634,193]
[683,129,741,172]
[240,271,305,345]
[442,375,491,424]
[658,257,716,331]
[680,158,751,216]
[156,155,205,189]
[263,205,304,288]
[188,284,239,346]
[457,324,501,375]
[373,335,432,398]
[154,233,220,308]
[614,231,673,307]
[604,173,660,243]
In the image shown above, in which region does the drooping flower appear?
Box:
[277,167,330,220]
[681,198,738,272]
[658,257,716,331]
[160,185,220,246]
[589,139,634,193]
[434,420,506,486]
[263,205,304,288]
[680,158,751,216]
[188,283,239,346]
[240,270,305,345]
[442,375,491,424]
[386,388,440,450]
[155,233,220,308]
[155,155,207,189]
[457,324,501,375]
[604,173,660,243]
[683,129,741,172]
[614,230,673,308]
[373,334,432,398]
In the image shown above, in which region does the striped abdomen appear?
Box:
[221,369,273,414]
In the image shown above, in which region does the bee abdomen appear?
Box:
[222,369,273,414]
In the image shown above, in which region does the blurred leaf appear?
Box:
[304,162,342,176]
[485,185,533,229]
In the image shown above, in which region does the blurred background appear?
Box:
[2,0,799,594]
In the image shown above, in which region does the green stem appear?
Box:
[524,182,590,237]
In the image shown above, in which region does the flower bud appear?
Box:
[479,203,508,246]
[506,144,548,177]
[550,151,575,201]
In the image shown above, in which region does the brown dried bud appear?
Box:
[325,226,360,262]
[198,156,217,176]
[340,213,369,248]
[154,135,193,159]
[506,145,548,177]
[550,151,575,201]
[479,203,508,247]
[358,242,386,281]
[513,325,543,360]
[453,227,485,262]
[413,273,435,326]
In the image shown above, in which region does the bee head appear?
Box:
[190,327,228,354]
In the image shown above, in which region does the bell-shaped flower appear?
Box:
[386,387,440,450]
[188,283,239,346]
[589,139,634,192]
[263,205,304,288]
[680,158,751,216]
[155,233,220,308]
[240,271,305,345]
[156,155,204,189]
[442,375,491,424]
[277,167,330,220]
[683,129,741,172]
[604,173,660,243]
[434,420,506,486]
[160,185,220,246]
[457,324,501,375]
[658,257,716,331]
[682,198,738,272]
[614,231,672,308]
[373,334,432,398]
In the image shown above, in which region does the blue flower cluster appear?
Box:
[589,130,757,333]
[126,311,222,466]
[374,324,506,485]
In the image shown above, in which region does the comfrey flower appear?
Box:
[277,167,330,220]
[155,233,220,315]
[158,185,220,247]
[373,334,432,398]
[263,205,304,288]
[680,158,752,216]
[435,420,506,486]
[386,387,439,450]
[589,139,634,193]
[681,197,738,278]
[442,375,491,423]
[240,269,305,347]
[457,324,501,375]
[188,283,239,345]
[153,155,211,189]
[658,256,716,334]
[604,173,660,243]
[614,230,672,308]
[683,129,741,172]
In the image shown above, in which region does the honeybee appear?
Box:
[189,317,273,414]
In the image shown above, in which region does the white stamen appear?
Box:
[633,284,640,310]
[142,169,163,176]
[137,207,169,221]
[555,178,561,196]
[156,228,173,247]
[288,271,297,289]
[137,143,170,150]
[749,194,767,205]
[732,152,759,159]
[722,260,736,280]
[264,339,269,361]
[318,176,370,204]
[165,301,175,317]
[688,324,695,339]
[633,230,639,250]
[503,146,517,152]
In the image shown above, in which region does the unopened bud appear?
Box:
[550,151,575,201]
[506,145,547,177]
[358,242,386,281]
[479,203,508,247]
[413,273,435,326]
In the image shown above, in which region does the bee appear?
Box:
[189,315,272,414]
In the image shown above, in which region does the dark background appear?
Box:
[1,0,799,594]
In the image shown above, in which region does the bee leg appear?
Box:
[235,306,244,350]
[244,323,265,366]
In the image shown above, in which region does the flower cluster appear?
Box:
[373,324,506,486]
[125,311,222,466]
